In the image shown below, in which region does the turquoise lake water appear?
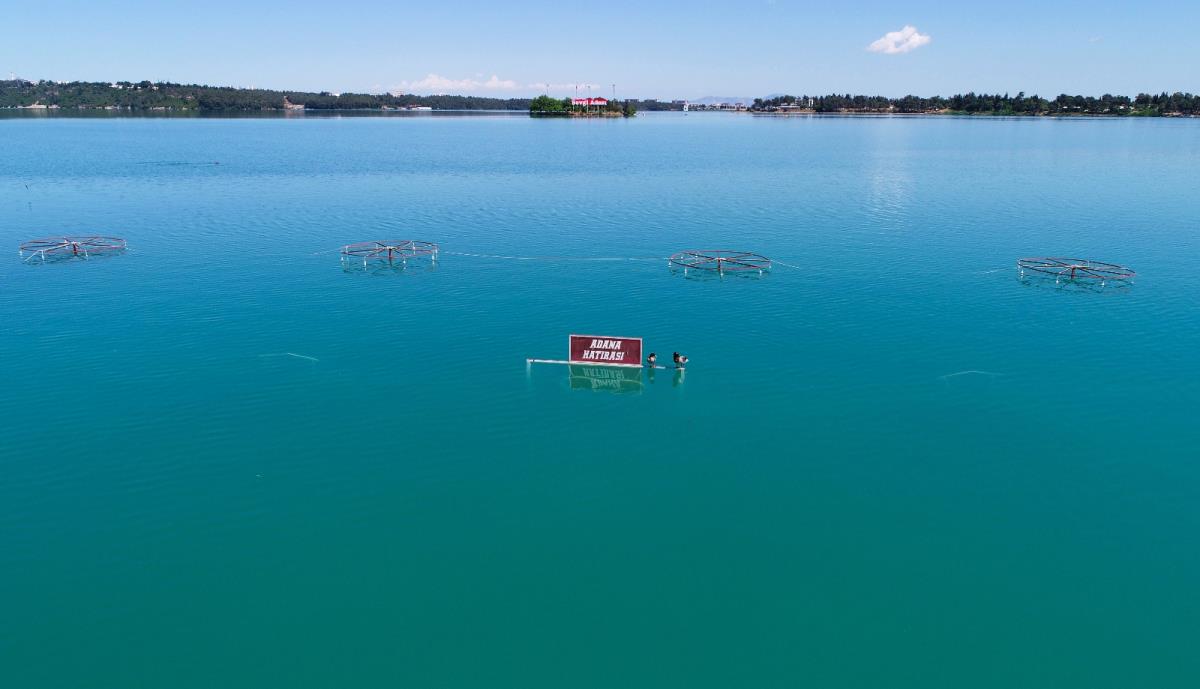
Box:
[2,112,1199,687]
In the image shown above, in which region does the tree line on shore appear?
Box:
[0,80,535,111]
[754,92,1200,116]
[0,79,687,113]
[4,80,1196,116]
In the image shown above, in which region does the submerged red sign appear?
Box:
[569,334,643,368]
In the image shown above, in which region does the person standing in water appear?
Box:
[672,353,687,386]
[647,352,657,368]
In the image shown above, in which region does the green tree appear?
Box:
[529,94,568,115]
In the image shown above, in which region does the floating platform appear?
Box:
[1017,257,1135,285]
[19,236,127,263]
[341,240,438,266]
[669,249,770,275]
[527,358,669,370]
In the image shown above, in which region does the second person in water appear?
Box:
[645,351,687,368]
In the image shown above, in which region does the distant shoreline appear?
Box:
[4,110,1199,123]
[3,80,1197,118]
[750,93,1199,117]
[744,110,1195,118]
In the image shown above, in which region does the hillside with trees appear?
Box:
[0,80,533,111]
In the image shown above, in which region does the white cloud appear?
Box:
[867,25,931,54]
[396,74,474,92]
[394,73,520,94]
[482,75,518,90]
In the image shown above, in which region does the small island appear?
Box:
[529,95,636,118]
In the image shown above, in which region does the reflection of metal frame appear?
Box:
[341,259,437,276]
[20,236,127,263]
[1017,274,1133,294]
[568,364,643,394]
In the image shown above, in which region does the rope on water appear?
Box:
[771,259,803,270]
[939,370,1003,380]
[313,246,804,269]
[442,251,667,262]
[259,352,320,362]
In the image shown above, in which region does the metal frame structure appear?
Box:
[669,250,771,275]
[340,240,438,267]
[1017,257,1135,285]
[19,236,127,263]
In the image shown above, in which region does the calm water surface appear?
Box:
[2,113,1199,687]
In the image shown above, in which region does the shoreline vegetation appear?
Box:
[0,79,658,114]
[0,79,529,112]
[1,80,1197,117]
[751,93,1199,117]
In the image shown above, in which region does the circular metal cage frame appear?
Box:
[1017,257,1135,284]
[669,250,771,275]
[19,236,127,263]
[341,240,439,266]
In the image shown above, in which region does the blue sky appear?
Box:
[4,1,1197,98]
